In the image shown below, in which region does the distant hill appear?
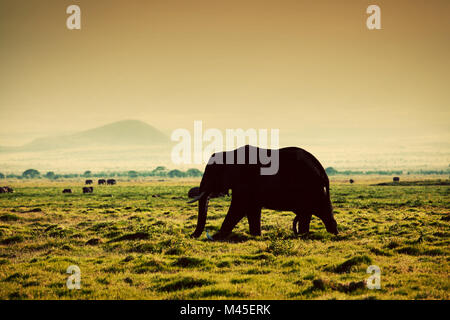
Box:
[0,120,170,152]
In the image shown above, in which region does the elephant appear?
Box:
[189,145,338,240]
[85,179,93,185]
[1,186,13,193]
[62,189,72,193]
[107,179,116,185]
[98,179,106,185]
[83,186,93,193]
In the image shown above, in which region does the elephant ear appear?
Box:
[207,162,228,193]
[187,192,206,203]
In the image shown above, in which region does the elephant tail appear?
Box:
[323,174,333,214]
[325,177,330,197]
[302,148,330,197]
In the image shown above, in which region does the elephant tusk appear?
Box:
[187,191,206,203]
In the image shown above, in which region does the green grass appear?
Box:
[0,179,448,299]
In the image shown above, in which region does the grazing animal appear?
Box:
[98,179,106,185]
[85,179,93,185]
[62,189,72,193]
[189,145,338,240]
[393,177,400,182]
[349,179,354,184]
[107,179,116,185]
[83,186,94,194]
[1,186,13,193]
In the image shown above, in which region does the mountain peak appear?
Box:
[16,120,169,152]
[93,119,152,129]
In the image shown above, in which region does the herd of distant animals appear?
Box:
[0,177,401,195]
[61,179,117,194]
[348,176,400,184]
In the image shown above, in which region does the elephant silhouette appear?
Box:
[189,145,338,240]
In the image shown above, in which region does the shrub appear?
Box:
[83,170,92,177]
[44,171,56,179]
[325,167,338,175]
[128,170,138,178]
[185,168,203,177]
[168,169,185,178]
[267,237,294,256]
[22,169,40,179]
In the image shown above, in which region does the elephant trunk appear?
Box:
[316,182,339,235]
[190,193,210,238]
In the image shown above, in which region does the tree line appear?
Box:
[0,167,203,180]
[0,167,448,180]
[325,167,449,176]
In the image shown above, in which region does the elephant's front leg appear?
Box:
[247,207,262,236]
[213,198,246,240]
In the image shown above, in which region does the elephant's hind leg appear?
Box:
[293,215,300,235]
[293,211,312,235]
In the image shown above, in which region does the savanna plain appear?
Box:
[0,177,448,300]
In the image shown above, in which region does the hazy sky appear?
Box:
[0,0,449,145]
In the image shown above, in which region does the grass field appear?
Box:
[0,178,448,300]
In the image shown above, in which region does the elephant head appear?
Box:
[189,159,229,238]
[315,186,338,235]
[317,208,338,235]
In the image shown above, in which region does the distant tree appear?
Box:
[44,171,56,180]
[168,169,185,178]
[83,170,92,177]
[22,169,40,179]
[325,167,338,175]
[0,173,4,179]
[185,168,203,177]
[128,170,138,178]
[152,166,168,177]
